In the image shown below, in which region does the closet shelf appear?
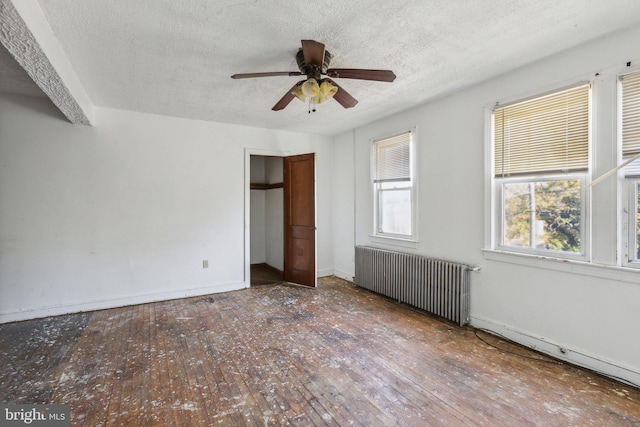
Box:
[250,182,284,190]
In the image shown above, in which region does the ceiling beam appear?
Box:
[0,0,93,125]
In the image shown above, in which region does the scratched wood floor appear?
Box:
[1,275,639,426]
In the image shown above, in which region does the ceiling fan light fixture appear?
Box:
[301,78,320,97]
[292,78,337,108]
[318,79,337,103]
[292,86,306,102]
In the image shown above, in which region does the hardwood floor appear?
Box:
[1,276,639,426]
[250,263,284,286]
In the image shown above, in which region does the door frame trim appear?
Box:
[245,149,289,287]
[244,148,317,287]
[243,147,318,288]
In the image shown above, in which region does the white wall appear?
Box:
[0,93,333,322]
[264,157,283,184]
[264,157,284,271]
[249,156,284,270]
[332,131,355,281]
[250,189,266,263]
[333,25,640,385]
[249,157,266,264]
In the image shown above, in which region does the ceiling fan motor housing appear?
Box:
[296,49,332,79]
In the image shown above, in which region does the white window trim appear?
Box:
[619,66,640,269]
[482,248,640,284]
[621,178,638,267]
[371,127,418,243]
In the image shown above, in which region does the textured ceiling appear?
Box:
[3,0,640,135]
[0,43,46,98]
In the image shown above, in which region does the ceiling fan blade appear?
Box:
[272,81,304,111]
[327,68,396,82]
[325,79,358,108]
[231,71,302,79]
[301,40,325,68]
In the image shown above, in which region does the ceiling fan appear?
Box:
[231,40,396,112]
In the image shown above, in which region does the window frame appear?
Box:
[489,83,592,261]
[483,64,640,282]
[619,69,640,268]
[622,178,639,266]
[371,129,418,242]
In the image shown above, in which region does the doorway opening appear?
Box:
[249,155,285,286]
[246,150,317,288]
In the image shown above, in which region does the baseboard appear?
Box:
[470,315,640,388]
[317,268,334,278]
[0,281,247,324]
[332,269,354,282]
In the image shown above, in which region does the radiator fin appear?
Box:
[354,246,470,326]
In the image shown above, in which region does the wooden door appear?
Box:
[283,153,316,287]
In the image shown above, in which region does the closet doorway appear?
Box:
[250,155,284,285]
[248,152,316,288]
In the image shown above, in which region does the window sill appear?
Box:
[369,235,418,250]
[482,249,640,284]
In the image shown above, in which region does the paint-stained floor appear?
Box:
[1,276,639,426]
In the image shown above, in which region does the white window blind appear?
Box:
[621,71,640,177]
[494,84,590,178]
[373,131,412,183]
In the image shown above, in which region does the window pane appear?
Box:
[374,136,411,183]
[503,179,581,252]
[503,183,532,248]
[372,131,415,239]
[379,189,411,235]
[535,180,581,252]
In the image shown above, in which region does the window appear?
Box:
[372,130,416,239]
[493,84,590,256]
[621,70,640,265]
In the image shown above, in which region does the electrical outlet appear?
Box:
[203,260,208,268]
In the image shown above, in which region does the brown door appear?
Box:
[283,153,316,287]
